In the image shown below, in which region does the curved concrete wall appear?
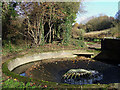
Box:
[8,50,79,71]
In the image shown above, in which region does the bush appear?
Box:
[72,27,85,39]
[71,28,86,48]
[83,15,115,32]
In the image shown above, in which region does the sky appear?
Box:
[76,0,120,24]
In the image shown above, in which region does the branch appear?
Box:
[17,31,33,40]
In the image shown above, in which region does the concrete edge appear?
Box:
[8,50,78,71]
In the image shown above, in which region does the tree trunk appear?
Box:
[41,24,44,44]
[49,26,52,43]
[53,29,55,40]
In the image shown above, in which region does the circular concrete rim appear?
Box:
[8,50,81,71]
[8,50,94,71]
[3,50,117,88]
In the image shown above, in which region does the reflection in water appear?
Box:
[20,73,26,77]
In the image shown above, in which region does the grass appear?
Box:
[1,78,48,88]
[1,77,116,89]
[2,42,31,56]
[2,39,87,57]
[84,26,119,39]
[85,41,96,45]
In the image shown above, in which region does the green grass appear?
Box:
[2,78,116,89]
[84,26,120,39]
[70,39,87,48]
[2,43,31,56]
[85,41,96,45]
[2,38,87,57]
[2,78,47,88]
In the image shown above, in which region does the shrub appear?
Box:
[83,15,115,32]
[72,27,85,39]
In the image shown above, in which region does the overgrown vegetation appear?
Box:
[2,2,83,46]
[2,1,87,56]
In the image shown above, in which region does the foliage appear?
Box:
[72,26,85,39]
[2,78,43,88]
[78,15,115,32]
[2,1,85,47]
[71,25,86,47]
[2,2,19,40]
[85,41,96,45]
[73,23,79,28]
[2,79,25,88]
[78,29,85,41]
[62,17,72,45]
[114,23,120,38]
[16,2,81,46]
[2,39,32,56]
[58,2,80,23]
[2,1,86,53]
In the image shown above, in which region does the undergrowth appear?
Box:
[2,38,87,56]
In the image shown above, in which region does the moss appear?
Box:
[2,59,31,83]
